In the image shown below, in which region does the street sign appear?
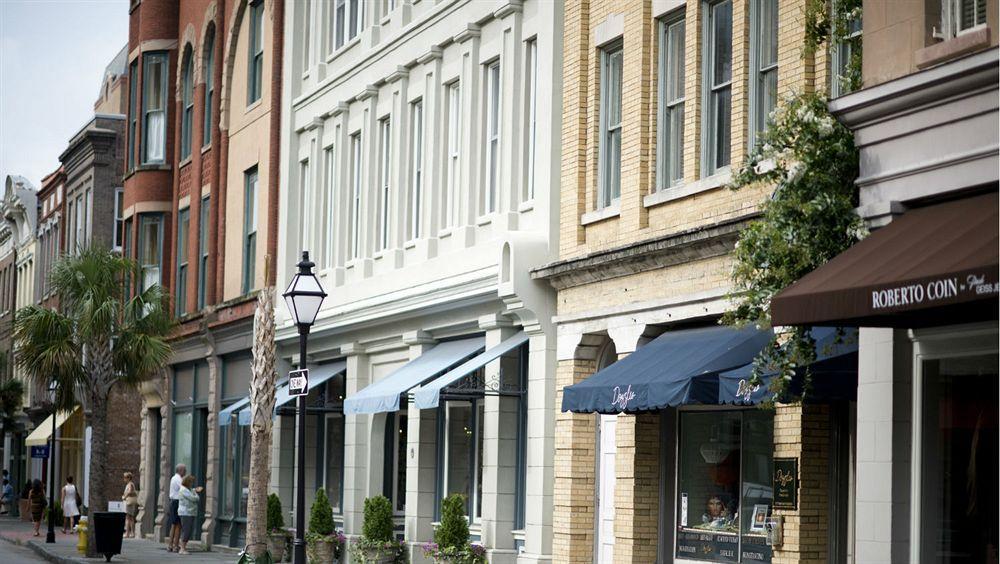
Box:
[30,445,49,459]
[288,368,310,397]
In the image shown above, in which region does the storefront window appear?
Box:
[173,411,193,471]
[325,414,344,513]
[676,410,773,563]
[919,353,998,562]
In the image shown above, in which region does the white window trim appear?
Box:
[484,61,501,215]
[597,41,623,210]
[113,188,125,251]
[700,0,733,176]
[409,101,424,241]
[323,145,335,268]
[747,0,778,151]
[524,38,538,203]
[445,82,461,230]
[935,0,988,40]
[350,133,362,260]
[657,14,686,191]
[378,118,391,251]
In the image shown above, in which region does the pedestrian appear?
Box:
[0,478,12,515]
[122,471,138,538]
[60,475,81,533]
[167,463,186,552]
[176,474,202,556]
[28,479,46,536]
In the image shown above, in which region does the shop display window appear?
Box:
[676,410,773,563]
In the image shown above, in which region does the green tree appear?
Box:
[309,488,335,536]
[362,495,394,543]
[14,247,173,556]
[435,494,470,551]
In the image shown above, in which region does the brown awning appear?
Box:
[771,192,999,328]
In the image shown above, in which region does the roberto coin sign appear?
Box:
[773,458,798,510]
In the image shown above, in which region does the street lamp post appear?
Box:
[46,380,57,544]
[282,252,327,564]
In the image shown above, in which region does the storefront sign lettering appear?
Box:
[871,273,999,311]
[736,379,761,402]
[773,458,798,509]
[610,385,636,411]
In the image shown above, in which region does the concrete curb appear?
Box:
[0,532,84,564]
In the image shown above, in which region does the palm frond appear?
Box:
[114,284,174,385]
[12,305,85,390]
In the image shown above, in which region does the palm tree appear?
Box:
[13,247,173,556]
[245,279,278,557]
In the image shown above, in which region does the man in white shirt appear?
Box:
[167,464,186,553]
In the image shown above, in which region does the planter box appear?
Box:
[308,537,339,563]
[267,532,288,562]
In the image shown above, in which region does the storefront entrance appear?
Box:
[596,414,617,564]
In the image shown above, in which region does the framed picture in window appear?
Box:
[750,504,768,532]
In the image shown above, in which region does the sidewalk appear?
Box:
[0,516,239,563]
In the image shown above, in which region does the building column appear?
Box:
[342,342,370,536]
[403,330,437,563]
[200,352,221,547]
[478,316,518,562]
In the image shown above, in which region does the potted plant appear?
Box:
[306,489,343,563]
[421,495,487,564]
[351,495,404,563]
[267,493,290,561]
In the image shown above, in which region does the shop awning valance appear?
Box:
[561,326,772,414]
[413,331,529,409]
[236,360,347,425]
[771,192,999,328]
[25,407,79,446]
[219,396,251,427]
[717,327,858,404]
[343,337,484,415]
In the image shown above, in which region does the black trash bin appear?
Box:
[92,511,126,562]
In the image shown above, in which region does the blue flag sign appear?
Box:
[30,445,49,459]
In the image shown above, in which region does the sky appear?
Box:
[0,0,129,189]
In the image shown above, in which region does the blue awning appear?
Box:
[219,396,251,427]
[236,360,347,425]
[344,337,484,415]
[561,325,773,414]
[718,328,858,404]
[413,331,529,409]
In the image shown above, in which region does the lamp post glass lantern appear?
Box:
[46,380,56,543]
[282,251,326,564]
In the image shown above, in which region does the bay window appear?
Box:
[139,213,163,292]
[127,60,138,170]
[142,52,168,164]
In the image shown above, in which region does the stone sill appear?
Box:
[581,201,620,226]
[645,169,732,209]
[917,27,992,69]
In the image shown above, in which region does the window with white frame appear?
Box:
[197,196,209,310]
[242,166,258,294]
[524,38,538,203]
[384,410,408,514]
[598,40,623,209]
[658,15,686,189]
[203,25,215,147]
[127,60,138,170]
[409,100,424,240]
[333,0,363,50]
[445,82,461,229]
[324,145,335,267]
[180,48,194,160]
[300,159,311,253]
[75,195,85,249]
[749,0,777,149]
[176,207,189,316]
[940,0,987,38]
[377,118,391,251]
[349,132,362,260]
[142,51,168,164]
[114,188,124,251]
[248,0,264,105]
[302,0,312,70]
[139,214,163,292]
[381,0,397,18]
[485,61,501,215]
[443,398,485,522]
[702,0,732,175]
[830,2,862,98]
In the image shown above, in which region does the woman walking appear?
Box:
[60,476,81,533]
[176,475,202,555]
[28,479,46,536]
[122,472,139,538]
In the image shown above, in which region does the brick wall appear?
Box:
[104,382,143,506]
[613,413,659,564]
[773,403,830,563]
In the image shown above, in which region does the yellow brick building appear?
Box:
[532,1,850,563]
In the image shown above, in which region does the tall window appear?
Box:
[443,398,486,522]
[300,159,311,252]
[142,52,168,164]
[333,0,363,50]
[598,41,623,209]
[524,39,538,202]
[198,196,209,309]
[349,0,362,41]
[749,0,778,148]
[302,0,312,69]
[248,0,264,105]
[384,410,408,514]
[334,0,346,49]
[127,60,138,170]
[659,16,686,189]
[176,208,190,316]
[830,2,862,98]
[114,188,124,251]
[203,25,215,147]
[349,133,361,260]
[123,217,133,297]
[180,48,194,160]
[139,214,163,292]
[703,0,732,175]
[323,145,335,268]
[445,82,461,228]
[484,61,501,214]
[377,118,391,251]
[409,101,423,240]
[242,167,258,294]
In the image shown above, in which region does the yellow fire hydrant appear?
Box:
[77,516,88,555]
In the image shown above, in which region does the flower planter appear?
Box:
[354,548,396,564]
[308,537,339,563]
[268,532,289,562]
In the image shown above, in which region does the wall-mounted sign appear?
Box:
[30,445,49,459]
[773,458,798,509]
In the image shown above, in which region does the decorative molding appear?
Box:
[453,24,481,44]
[385,65,410,84]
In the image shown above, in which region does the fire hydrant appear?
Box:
[77,516,88,555]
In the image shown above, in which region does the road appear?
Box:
[0,539,47,563]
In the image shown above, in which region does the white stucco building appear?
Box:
[276,1,563,562]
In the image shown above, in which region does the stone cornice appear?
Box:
[531,214,759,291]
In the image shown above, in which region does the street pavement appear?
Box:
[0,516,241,563]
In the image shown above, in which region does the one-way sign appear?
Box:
[288,369,309,397]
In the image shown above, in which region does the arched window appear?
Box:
[203,24,215,147]
[180,47,194,160]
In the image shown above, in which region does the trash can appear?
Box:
[92,511,125,562]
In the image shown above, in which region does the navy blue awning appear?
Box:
[718,327,858,404]
[561,325,773,414]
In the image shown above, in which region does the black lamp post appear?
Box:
[282,252,326,564]
[46,379,57,544]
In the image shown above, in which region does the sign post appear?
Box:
[288,368,310,398]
